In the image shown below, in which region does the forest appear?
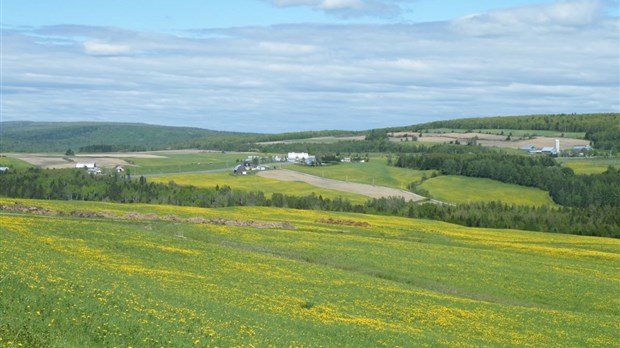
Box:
[394,144,620,208]
[1,168,618,238]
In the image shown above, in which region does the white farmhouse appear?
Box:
[76,163,97,169]
[287,152,309,162]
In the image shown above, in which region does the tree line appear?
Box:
[1,168,618,238]
[395,145,620,208]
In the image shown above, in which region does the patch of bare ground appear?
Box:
[394,132,589,150]
[258,170,425,202]
[257,135,366,145]
[0,203,294,229]
[7,153,138,169]
[316,218,371,227]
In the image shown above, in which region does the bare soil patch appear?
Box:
[258,170,425,202]
[257,135,366,145]
[0,202,295,229]
[399,132,589,150]
[316,218,371,227]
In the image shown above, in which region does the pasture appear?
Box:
[418,175,557,207]
[1,198,618,347]
[114,152,248,175]
[0,156,32,170]
[558,158,620,175]
[148,171,370,203]
[286,158,434,190]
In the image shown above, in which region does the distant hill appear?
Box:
[0,121,249,152]
[391,113,620,151]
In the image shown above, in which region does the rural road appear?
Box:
[258,169,426,202]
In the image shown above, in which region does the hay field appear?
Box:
[1,198,618,347]
[418,175,558,207]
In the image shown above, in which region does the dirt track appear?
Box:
[258,170,425,202]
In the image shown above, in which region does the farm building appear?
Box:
[304,156,317,166]
[520,145,536,152]
[572,145,593,153]
[76,162,97,169]
[540,147,558,155]
[115,165,125,173]
[87,167,102,175]
[233,164,247,175]
[0,167,9,172]
[287,152,309,162]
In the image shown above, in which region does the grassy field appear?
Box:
[287,158,435,190]
[558,158,620,175]
[418,175,557,207]
[0,198,618,347]
[148,171,370,203]
[0,156,32,169]
[129,153,253,175]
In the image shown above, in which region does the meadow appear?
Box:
[1,198,618,347]
[558,158,620,175]
[418,175,557,207]
[148,171,370,203]
[128,153,252,175]
[286,158,435,190]
[0,156,32,170]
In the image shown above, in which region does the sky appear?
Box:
[1,0,619,132]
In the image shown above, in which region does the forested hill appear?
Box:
[396,113,620,151]
[0,122,249,152]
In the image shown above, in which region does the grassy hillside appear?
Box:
[286,158,435,190]
[0,156,32,169]
[418,176,557,207]
[148,172,370,203]
[128,152,248,175]
[0,122,247,152]
[1,198,618,347]
[558,158,620,175]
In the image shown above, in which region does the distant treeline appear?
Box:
[78,145,148,153]
[1,168,618,238]
[395,145,620,208]
[392,113,619,151]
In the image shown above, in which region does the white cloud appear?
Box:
[83,41,131,56]
[257,41,318,54]
[452,0,605,35]
[269,0,403,17]
[2,0,618,132]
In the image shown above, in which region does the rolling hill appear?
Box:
[1,198,618,347]
[0,121,250,153]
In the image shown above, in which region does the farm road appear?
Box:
[258,169,426,202]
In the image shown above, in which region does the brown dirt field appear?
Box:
[401,133,588,150]
[257,135,366,145]
[7,152,169,169]
[258,169,425,202]
[8,154,136,169]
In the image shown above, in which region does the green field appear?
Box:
[0,156,32,169]
[129,153,253,175]
[148,171,370,203]
[418,175,557,206]
[1,198,618,347]
[558,158,620,175]
[287,158,435,190]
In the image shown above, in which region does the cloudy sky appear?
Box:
[2,0,619,132]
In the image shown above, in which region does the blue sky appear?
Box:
[1,0,619,132]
